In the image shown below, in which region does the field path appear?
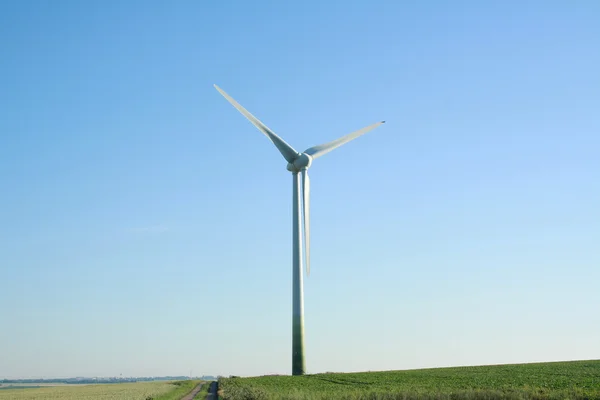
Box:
[179,382,205,400]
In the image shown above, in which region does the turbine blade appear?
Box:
[301,168,310,277]
[304,121,385,160]
[214,84,299,163]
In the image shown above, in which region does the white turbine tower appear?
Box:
[214,84,385,376]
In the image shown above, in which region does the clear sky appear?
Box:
[1,0,599,379]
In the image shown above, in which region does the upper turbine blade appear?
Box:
[303,121,385,160]
[301,168,310,277]
[214,84,299,163]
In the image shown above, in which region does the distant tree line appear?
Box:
[0,376,216,385]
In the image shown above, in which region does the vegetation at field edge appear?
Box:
[218,360,600,400]
[152,380,203,400]
[196,381,212,398]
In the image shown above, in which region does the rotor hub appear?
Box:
[291,153,312,172]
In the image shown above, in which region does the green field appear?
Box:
[219,360,600,400]
[0,380,201,400]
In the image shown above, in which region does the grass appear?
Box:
[197,381,212,398]
[218,360,600,400]
[154,380,203,400]
[0,380,202,400]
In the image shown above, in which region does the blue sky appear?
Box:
[1,0,599,378]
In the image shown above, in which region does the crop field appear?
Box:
[219,360,600,400]
[0,380,201,400]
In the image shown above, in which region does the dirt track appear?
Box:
[180,382,205,400]
[179,381,217,400]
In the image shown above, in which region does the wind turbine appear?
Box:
[214,84,385,376]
